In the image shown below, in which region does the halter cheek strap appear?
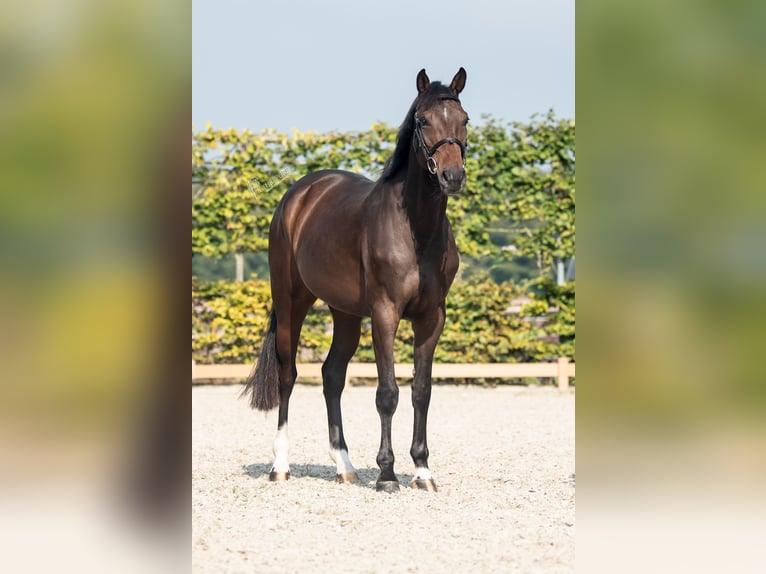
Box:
[413,111,467,175]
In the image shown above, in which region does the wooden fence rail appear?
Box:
[192,358,575,390]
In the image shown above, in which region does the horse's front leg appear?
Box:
[410,304,446,492]
[371,303,401,492]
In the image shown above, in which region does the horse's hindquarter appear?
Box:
[278,170,373,316]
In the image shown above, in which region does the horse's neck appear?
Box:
[401,160,449,253]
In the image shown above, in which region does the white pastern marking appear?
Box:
[414,467,433,480]
[271,425,290,473]
[329,446,357,474]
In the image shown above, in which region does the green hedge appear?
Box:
[192,275,574,365]
[192,114,574,274]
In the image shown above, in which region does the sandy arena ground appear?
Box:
[192,383,575,573]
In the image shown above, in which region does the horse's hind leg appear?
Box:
[269,285,315,481]
[322,308,361,484]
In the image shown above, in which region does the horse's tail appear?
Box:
[241,311,280,411]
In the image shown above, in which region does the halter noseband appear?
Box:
[413,98,467,175]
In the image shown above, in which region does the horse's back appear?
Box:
[275,170,373,237]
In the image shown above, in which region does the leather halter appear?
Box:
[413,97,467,175]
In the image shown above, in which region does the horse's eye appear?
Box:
[419,117,430,127]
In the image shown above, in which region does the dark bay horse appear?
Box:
[243,68,468,492]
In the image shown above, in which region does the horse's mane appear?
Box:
[380,82,459,182]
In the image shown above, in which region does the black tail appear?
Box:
[240,312,280,411]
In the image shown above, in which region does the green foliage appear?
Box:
[192,275,574,365]
[440,274,546,363]
[536,278,576,360]
[192,124,396,258]
[467,112,575,269]
[191,112,574,274]
[192,278,273,364]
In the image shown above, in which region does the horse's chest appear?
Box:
[367,238,454,315]
[401,263,448,316]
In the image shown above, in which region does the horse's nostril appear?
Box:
[443,169,460,183]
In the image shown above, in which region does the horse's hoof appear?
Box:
[335,472,359,484]
[268,471,290,482]
[375,480,400,493]
[411,478,438,492]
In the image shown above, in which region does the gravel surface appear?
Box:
[193,383,575,573]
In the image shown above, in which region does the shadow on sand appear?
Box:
[242,462,414,488]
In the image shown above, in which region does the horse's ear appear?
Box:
[450,67,467,95]
[416,68,430,94]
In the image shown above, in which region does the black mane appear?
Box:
[380,81,459,182]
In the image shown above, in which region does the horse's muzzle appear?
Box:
[440,167,466,196]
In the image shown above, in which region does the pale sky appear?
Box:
[192,0,574,133]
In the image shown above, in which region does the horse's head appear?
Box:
[413,67,468,195]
